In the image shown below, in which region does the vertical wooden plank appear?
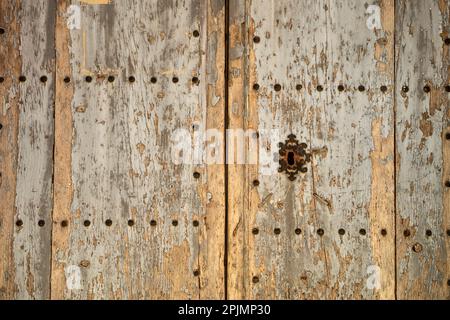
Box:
[227,0,249,299]
[204,0,227,300]
[395,0,449,299]
[228,0,395,299]
[13,0,56,300]
[52,0,74,298]
[52,0,225,299]
[0,0,21,299]
[0,0,55,299]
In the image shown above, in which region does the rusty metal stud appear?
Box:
[150,76,157,83]
[0,76,4,83]
[296,84,303,91]
[316,85,323,92]
[445,133,450,140]
[253,36,260,43]
[445,38,450,45]
[128,76,135,83]
[0,123,3,130]
[252,179,260,187]
[425,230,432,237]
[423,85,431,93]
[16,220,23,227]
[381,228,387,236]
[108,75,115,83]
[380,85,388,93]
[192,30,200,37]
[252,83,260,90]
[19,76,26,82]
[274,83,281,91]
[274,228,281,235]
[193,220,199,227]
[359,228,367,236]
[447,229,450,236]
[79,260,90,268]
[403,229,410,237]
[61,220,69,227]
[402,85,409,93]
[127,219,135,227]
[193,269,200,277]
[358,85,365,92]
[412,243,423,253]
[295,228,302,235]
[38,220,45,227]
[0,27,5,35]
[278,134,311,181]
[40,75,47,83]
[105,219,112,226]
[317,228,324,236]
[337,84,345,92]
[445,180,450,188]
[252,227,259,235]
[150,219,157,226]
[252,276,259,283]
[445,85,450,92]
[338,228,345,235]
[64,76,71,83]
[83,220,91,227]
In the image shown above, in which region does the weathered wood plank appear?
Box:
[0,0,21,300]
[227,0,249,298]
[0,0,447,300]
[0,0,55,299]
[395,0,449,299]
[51,0,225,299]
[228,0,395,299]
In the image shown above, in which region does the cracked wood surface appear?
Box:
[0,0,55,299]
[0,0,448,300]
[51,0,225,299]
[228,0,396,299]
[395,0,449,299]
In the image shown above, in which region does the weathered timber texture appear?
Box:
[0,0,55,299]
[51,0,225,299]
[228,0,396,299]
[395,0,449,300]
[0,0,449,300]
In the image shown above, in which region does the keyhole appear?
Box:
[287,152,295,166]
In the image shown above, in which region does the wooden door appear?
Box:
[228,0,449,300]
[228,0,396,299]
[0,0,448,300]
[1,0,226,299]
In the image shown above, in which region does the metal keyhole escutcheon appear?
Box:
[278,134,311,181]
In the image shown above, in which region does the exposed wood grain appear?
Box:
[204,0,226,300]
[227,0,249,298]
[395,0,449,299]
[228,0,396,299]
[0,0,55,299]
[0,0,21,300]
[51,0,75,299]
[1,0,448,300]
[51,0,225,299]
